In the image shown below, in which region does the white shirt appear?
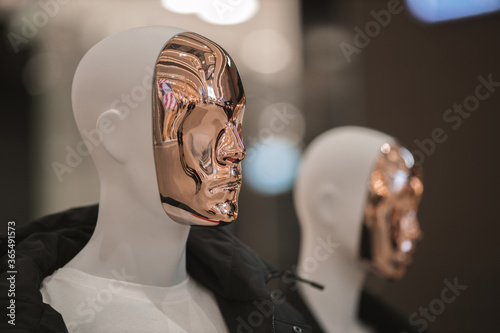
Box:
[40,268,228,333]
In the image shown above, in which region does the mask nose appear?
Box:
[216,123,246,164]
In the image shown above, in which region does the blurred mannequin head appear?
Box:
[295,126,423,279]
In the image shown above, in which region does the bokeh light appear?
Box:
[160,0,201,14]
[406,0,500,23]
[240,29,292,74]
[160,0,259,25]
[244,138,301,195]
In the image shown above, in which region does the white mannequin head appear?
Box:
[295,126,393,263]
[295,126,422,276]
[71,26,246,227]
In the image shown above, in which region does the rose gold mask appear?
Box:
[153,32,246,226]
[361,143,423,279]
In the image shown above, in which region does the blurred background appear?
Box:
[1,0,499,331]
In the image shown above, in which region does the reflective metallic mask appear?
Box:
[361,143,423,279]
[153,32,246,226]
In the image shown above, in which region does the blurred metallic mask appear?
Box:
[361,143,423,279]
[153,32,246,226]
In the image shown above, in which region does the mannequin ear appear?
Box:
[97,109,127,163]
[316,184,338,226]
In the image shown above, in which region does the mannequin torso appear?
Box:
[298,225,373,333]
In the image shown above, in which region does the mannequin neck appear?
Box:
[65,178,191,287]
[298,225,373,333]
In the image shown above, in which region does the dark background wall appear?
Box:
[0,21,33,227]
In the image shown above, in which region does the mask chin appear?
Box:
[369,256,408,281]
[161,200,223,226]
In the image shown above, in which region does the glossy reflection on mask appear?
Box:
[153,32,246,226]
[362,143,423,279]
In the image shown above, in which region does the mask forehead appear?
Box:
[155,32,244,142]
[152,32,246,226]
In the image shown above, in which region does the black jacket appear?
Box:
[0,205,311,333]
